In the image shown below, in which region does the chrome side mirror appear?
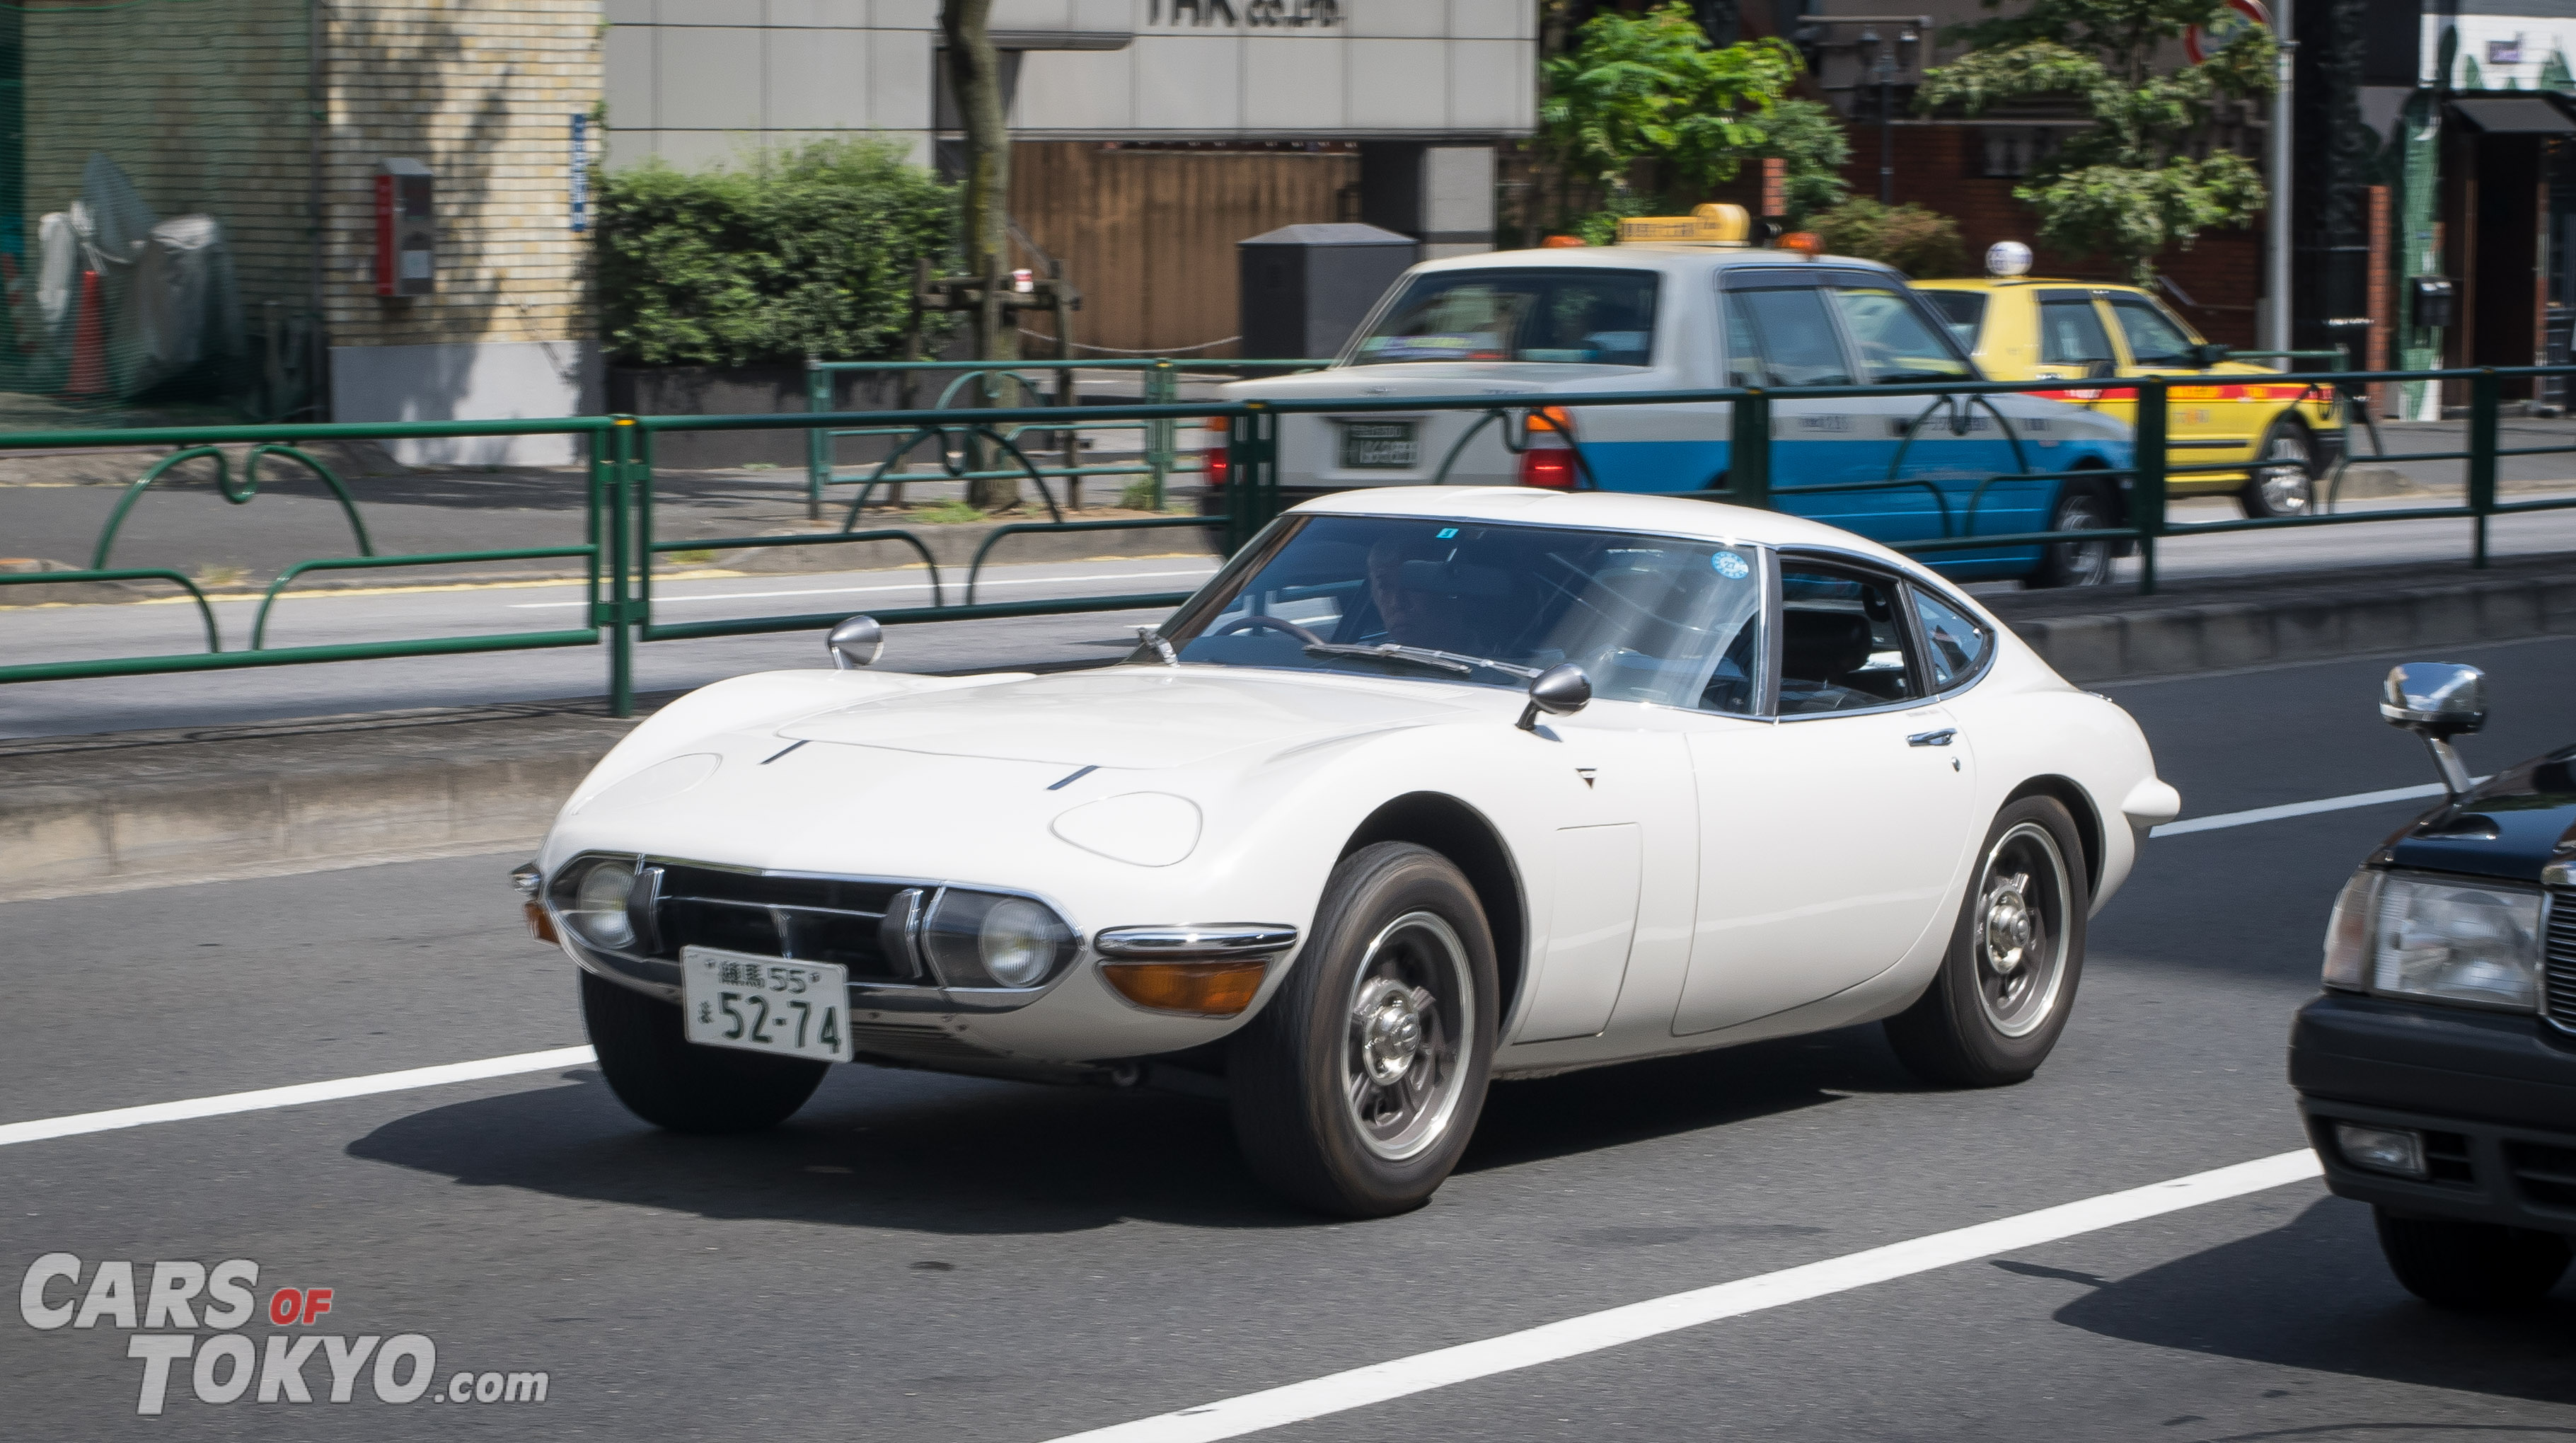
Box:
[2381,662,2485,798]
[828,614,884,670]
[1516,663,1592,733]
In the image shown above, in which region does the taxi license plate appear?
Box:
[1341,421,1418,469]
[681,946,853,1063]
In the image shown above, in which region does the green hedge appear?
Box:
[598,139,957,369]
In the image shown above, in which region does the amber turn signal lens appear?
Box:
[1100,960,1269,1016]
[524,900,558,945]
[1778,231,1824,256]
[1540,234,1586,248]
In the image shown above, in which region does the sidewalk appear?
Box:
[8,555,2574,903]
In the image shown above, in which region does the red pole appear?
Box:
[65,270,107,396]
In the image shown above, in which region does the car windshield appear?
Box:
[2109,296,2200,366]
[1919,290,1987,350]
[1348,269,1658,367]
[1163,515,1765,714]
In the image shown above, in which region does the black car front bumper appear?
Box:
[2290,991,2576,1234]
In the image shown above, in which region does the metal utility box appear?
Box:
[374,159,435,298]
[1237,224,1419,361]
[2410,276,2456,330]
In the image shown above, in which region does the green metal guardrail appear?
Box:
[801,357,1328,521]
[8,364,2575,716]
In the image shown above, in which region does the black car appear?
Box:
[2290,662,2576,1309]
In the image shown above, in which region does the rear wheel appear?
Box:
[1230,843,1497,1217]
[2031,483,2117,588]
[582,970,827,1134]
[2240,419,2316,518]
[1885,796,2090,1086]
[2374,1209,2572,1310]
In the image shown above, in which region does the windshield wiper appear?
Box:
[1300,643,1541,680]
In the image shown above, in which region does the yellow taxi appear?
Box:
[1913,244,2345,517]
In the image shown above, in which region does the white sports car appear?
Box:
[526,488,2181,1216]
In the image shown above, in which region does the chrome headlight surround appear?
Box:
[919,888,1080,991]
[2322,867,2542,1013]
[545,855,662,957]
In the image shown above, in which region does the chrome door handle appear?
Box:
[1907,728,1956,747]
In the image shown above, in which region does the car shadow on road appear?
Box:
[2016,1195,2576,1408]
[345,1028,1890,1236]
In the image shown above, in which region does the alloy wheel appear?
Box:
[1341,911,1474,1161]
[1974,822,2074,1037]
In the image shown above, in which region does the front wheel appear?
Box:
[2030,483,2117,588]
[1885,795,2090,1086]
[2241,420,2316,518]
[1230,843,1498,1217]
[2374,1209,2572,1310]
[582,970,828,1134]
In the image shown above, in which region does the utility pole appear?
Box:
[2265,0,2295,353]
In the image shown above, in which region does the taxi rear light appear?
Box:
[1520,407,1578,489]
[1203,417,1230,488]
[1099,960,1269,1016]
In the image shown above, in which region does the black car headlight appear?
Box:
[558,858,639,952]
[922,890,1076,990]
[2322,868,2541,1012]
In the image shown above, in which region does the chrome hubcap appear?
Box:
[2257,435,2312,514]
[1974,822,2072,1037]
[2049,498,2114,585]
[1341,911,1473,1161]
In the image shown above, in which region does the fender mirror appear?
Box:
[2380,662,2485,797]
[1516,663,1592,732]
[2188,342,2231,369]
[828,614,884,670]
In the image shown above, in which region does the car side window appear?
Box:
[1777,564,1920,715]
[2038,295,2115,367]
[2107,296,2197,367]
[1912,588,1991,691]
[1825,284,1974,384]
[1724,286,1854,387]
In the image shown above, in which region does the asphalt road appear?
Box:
[4,636,2572,1439]
[11,499,2576,738]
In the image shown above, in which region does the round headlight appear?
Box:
[568,860,636,949]
[979,897,1060,988]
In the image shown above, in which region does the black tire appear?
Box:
[2239,418,2316,518]
[581,970,828,1134]
[1885,795,2091,1087]
[2031,482,2118,589]
[2374,1208,2572,1310]
[1230,842,1498,1217]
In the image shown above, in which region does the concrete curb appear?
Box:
[10,561,2576,902]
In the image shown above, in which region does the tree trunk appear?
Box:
[942,0,1021,510]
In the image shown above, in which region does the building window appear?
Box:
[1979,128,2057,178]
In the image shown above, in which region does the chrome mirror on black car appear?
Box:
[828,614,884,670]
[2380,662,2486,798]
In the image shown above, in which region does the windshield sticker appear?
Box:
[1436,527,1459,539]
[1361,333,1507,362]
[1711,551,1751,580]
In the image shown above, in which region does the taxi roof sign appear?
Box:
[1615,203,1752,246]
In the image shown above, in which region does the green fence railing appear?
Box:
[8,364,2575,716]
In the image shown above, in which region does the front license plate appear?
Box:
[681,947,853,1063]
[1341,421,1419,469]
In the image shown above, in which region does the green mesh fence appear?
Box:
[2,0,314,430]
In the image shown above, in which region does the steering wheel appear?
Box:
[1209,614,1328,646]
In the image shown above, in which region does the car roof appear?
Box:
[1287,486,1927,567]
[1914,277,2149,296]
[1407,245,1907,282]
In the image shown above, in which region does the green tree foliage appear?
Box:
[1539,3,1845,238]
[1753,99,1854,224]
[1810,199,1967,276]
[597,139,956,368]
[1917,0,2276,281]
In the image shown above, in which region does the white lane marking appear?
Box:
[2150,778,2487,838]
[0,1046,596,1147]
[506,567,1217,609]
[1043,1149,2322,1443]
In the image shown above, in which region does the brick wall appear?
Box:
[321,1,602,350]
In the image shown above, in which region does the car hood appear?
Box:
[773,666,1480,769]
[2384,745,2576,882]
